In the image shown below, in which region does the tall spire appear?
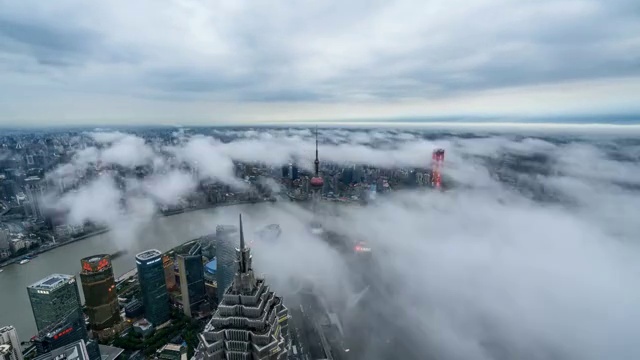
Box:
[314,126,320,176]
[238,213,246,272]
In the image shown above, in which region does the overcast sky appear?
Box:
[1,0,639,125]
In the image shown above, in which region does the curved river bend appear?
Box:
[0,204,272,341]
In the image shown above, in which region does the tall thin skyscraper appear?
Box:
[310,127,324,234]
[24,176,44,220]
[215,225,238,303]
[136,249,170,326]
[177,245,206,318]
[80,255,120,330]
[194,214,290,360]
[27,274,82,332]
[0,326,23,360]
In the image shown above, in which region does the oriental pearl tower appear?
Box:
[309,127,324,235]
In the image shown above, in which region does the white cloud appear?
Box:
[99,134,155,167]
[45,128,640,359]
[143,170,197,205]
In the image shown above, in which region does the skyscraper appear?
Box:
[215,225,238,303]
[24,176,44,220]
[80,255,120,330]
[136,249,170,326]
[177,245,206,318]
[194,214,290,360]
[27,274,82,332]
[310,127,324,235]
[0,326,23,360]
[32,311,100,360]
[163,255,177,291]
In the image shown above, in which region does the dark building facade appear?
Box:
[34,340,90,360]
[80,255,120,330]
[215,225,238,303]
[136,249,170,326]
[27,274,82,332]
[177,249,206,318]
[124,299,144,319]
[32,311,100,360]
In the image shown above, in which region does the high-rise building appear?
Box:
[215,225,238,303]
[27,274,82,332]
[80,255,120,330]
[136,249,170,326]
[289,163,298,181]
[34,340,89,360]
[310,127,324,235]
[24,176,45,219]
[177,246,206,318]
[0,326,23,360]
[194,214,291,360]
[32,311,100,360]
[163,255,177,291]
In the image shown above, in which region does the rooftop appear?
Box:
[82,255,108,263]
[159,344,183,352]
[0,326,16,333]
[0,344,12,355]
[28,274,74,291]
[98,344,124,360]
[205,259,216,274]
[135,249,161,261]
[34,340,88,360]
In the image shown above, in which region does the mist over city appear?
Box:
[1,0,640,359]
[1,125,638,360]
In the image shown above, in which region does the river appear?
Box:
[0,203,279,342]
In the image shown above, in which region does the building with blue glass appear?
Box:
[177,245,206,318]
[136,249,170,326]
[215,226,238,303]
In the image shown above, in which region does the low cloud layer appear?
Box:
[45,127,640,359]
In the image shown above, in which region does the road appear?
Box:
[288,293,327,360]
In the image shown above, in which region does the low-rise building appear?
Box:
[9,239,25,253]
[155,344,187,360]
[132,319,154,338]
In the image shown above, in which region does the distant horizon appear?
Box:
[1,113,640,130]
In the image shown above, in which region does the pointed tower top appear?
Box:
[314,126,320,176]
[239,213,245,251]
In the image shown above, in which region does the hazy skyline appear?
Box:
[1,0,639,125]
[40,127,640,359]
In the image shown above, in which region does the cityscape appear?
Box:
[0,126,446,360]
[1,1,639,359]
[0,125,639,360]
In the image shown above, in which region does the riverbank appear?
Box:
[0,199,274,269]
[0,228,110,269]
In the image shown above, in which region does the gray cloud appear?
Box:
[45,128,640,359]
[0,0,639,123]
